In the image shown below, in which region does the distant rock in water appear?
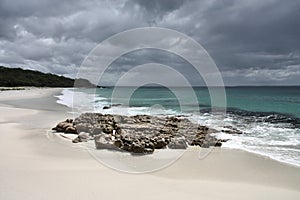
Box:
[52,113,226,154]
[201,107,300,129]
[221,125,243,134]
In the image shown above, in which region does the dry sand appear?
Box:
[0,88,299,200]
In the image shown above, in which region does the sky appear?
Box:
[1,0,300,86]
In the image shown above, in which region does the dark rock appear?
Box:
[75,123,91,133]
[198,125,209,131]
[103,106,111,109]
[61,123,71,129]
[112,103,122,107]
[191,134,206,146]
[122,135,133,144]
[72,137,81,143]
[116,127,122,134]
[54,113,226,154]
[199,135,221,148]
[94,134,116,150]
[168,138,187,149]
[131,141,145,154]
[221,139,230,142]
[133,115,151,123]
[113,139,123,149]
[92,126,102,135]
[121,143,132,152]
[66,119,73,123]
[153,138,168,149]
[53,127,65,132]
[144,142,155,153]
[53,120,76,134]
[214,141,222,147]
[65,126,77,134]
[101,124,114,134]
[221,129,243,134]
[221,125,243,134]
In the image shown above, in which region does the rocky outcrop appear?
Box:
[188,125,222,147]
[52,119,77,134]
[53,113,226,154]
[94,133,157,154]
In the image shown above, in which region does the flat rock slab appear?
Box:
[53,113,228,154]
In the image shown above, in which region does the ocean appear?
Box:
[56,86,300,167]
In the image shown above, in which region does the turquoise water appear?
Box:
[95,86,300,118]
[225,87,300,118]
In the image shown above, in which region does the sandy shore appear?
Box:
[0,88,299,200]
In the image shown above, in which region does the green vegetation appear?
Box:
[0,66,95,87]
[0,87,26,91]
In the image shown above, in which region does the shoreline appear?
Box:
[56,88,300,168]
[0,87,300,199]
[222,146,300,169]
[1,87,299,169]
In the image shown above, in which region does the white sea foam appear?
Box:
[56,88,109,115]
[213,119,300,167]
[56,88,74,108]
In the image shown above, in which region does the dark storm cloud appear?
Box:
[0,0,86,18]
[1,0,300,85]
[124,0,189,23]
[198,0,300,70]
[100,49,204,86]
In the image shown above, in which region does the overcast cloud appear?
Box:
[1,0,300,85]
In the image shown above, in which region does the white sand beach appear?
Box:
[0,88,299,200]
